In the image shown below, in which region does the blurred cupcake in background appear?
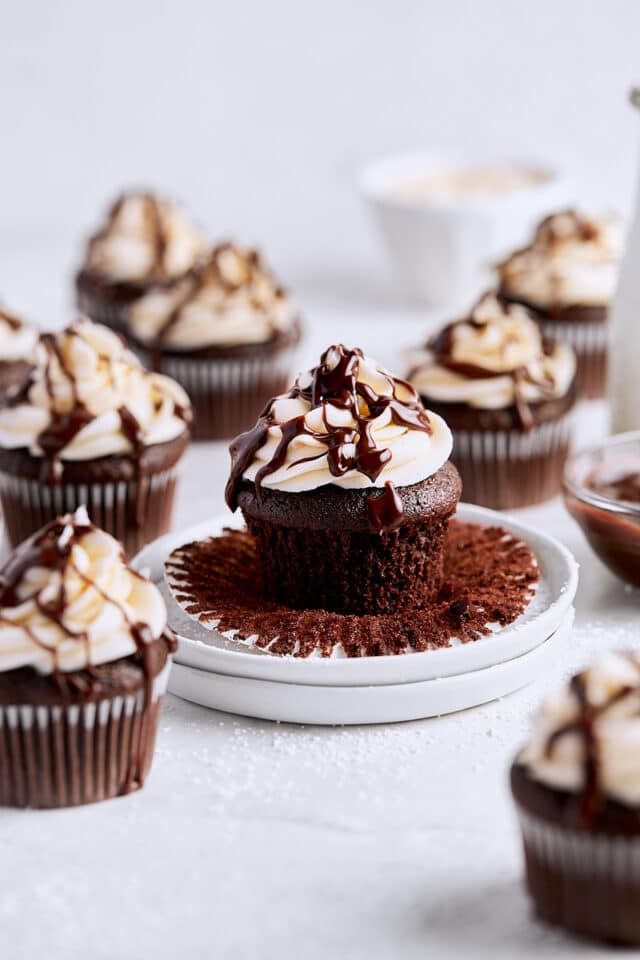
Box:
[498,210,623,399]
[511,652,640,945]
[0,508,175,808]
[408,292,576,509]
[75,191,206,333]
[0,305,38,396]
[0,319,191,554]
[128,242,302,440]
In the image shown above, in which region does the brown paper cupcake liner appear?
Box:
[538,318,608,400]
[0,662,169,809]
[137,348,300,441]
[0,466,179,555]
[451,413,574,510]
[516,807,640,944]
[165,520,539,657]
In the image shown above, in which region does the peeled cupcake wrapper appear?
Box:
[451,411,574,510]
[537,318,609,400]
[0,465,180,557]
[0,661,170,809]
[515,804,640,944]
[134,345,301,441]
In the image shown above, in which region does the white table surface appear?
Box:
[1,302,636,960]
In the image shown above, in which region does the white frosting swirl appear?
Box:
[129,243,297,349]
[409,294,576,410]
[498,210,622,309]
[0,308,38,363]
[0,508,167,675]
[0,320,191,460]
[85,193,206,283]
[519,653,640,807]
[240,346,453,492]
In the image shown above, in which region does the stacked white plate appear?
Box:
[133,504,578,726]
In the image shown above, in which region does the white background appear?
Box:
[2,4,640,959]
[1,0,640,323]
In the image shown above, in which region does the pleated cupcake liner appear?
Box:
[0,466,179,556]
[451,413,574,510]
[0,661,170,809]
[140,346,301,440]
[516,807,640,944]
[538,317,608,400]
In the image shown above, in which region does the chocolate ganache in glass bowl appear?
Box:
[564,431,640,587]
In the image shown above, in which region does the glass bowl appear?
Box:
[563,431,640,588]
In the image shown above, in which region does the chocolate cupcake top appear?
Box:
[0,507,171,676]
[226,344,453,508]
[518,652,640,809]
[82,192,206,284]
[0,306,38,364]
[128,243,297,350]
[409,293,576,427]
[498,210,622,309]
[0,319,191,473]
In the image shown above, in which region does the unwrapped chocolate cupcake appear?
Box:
[0,319,191,554]
[75,191,206,333]
[226,344,461,615]
[511,652,640,945]
[0,306,37,396]
[498,210,622,399]
[409,293,576,509]
[128,243,302,440]
[0,508,175,808]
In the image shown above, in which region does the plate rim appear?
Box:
[133,502,579,684]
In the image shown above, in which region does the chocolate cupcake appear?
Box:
[498,210,622,399]
[511,652,640,945]
[0,319,191,554]
[0,508,175,808]
[226,344,461,615]
[0,305,37,396]
[75,191,206,334]
[409,292,576,509]
[127,242,302,440]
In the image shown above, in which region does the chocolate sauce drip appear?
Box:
[544,671,637,824]
[225,345,433,528]
[153,244,283,346]
[2,325,190,512]
[0,307,23,331]
[0,512,171,704]
[427,295,558,431]
[87,192,172,283]
[366,481,404,534]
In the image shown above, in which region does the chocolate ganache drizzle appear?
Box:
[0,508,175,703]
[0,320,192,492]
[521,653,640,823]
[226,345,448,532]
[422,293,569,430]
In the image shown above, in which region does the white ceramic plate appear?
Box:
[167,608,574,725]
[133,503,579,686]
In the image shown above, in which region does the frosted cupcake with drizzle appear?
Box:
[75,191,206,333]
[0,306,38,396]
[0,507,175,808]
[511,652,640,945]
[497,210,622,398]
[0,318,191,553]
[226,344,461,615]
[409,292,576,509]
[128,242,302,440]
